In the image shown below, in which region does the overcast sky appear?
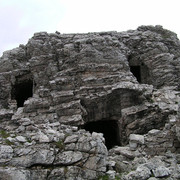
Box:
[0,0,180,56]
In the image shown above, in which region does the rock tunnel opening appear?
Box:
[11,79,33,108]
[130,66,141,83]
[83,120,121,149]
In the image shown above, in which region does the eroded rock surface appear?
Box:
[0,25,180,179]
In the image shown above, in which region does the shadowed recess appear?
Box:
[130,66,141,83]
[83,120,121,149]
[11,79,33,107]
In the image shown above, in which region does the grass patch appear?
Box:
[0,130,10,138]
[5,139,14,145]
[98,175,110,180]
[26,137,32,143]
[55,140,65,150]
[64,167,68,174]
[148,98,154,103]
[115,175,121,180]
[98,175,122,180]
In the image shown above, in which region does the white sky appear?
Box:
[0,0,180,56]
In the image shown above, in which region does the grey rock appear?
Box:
[113,146,140,159]
[6,137,15,143]
[64,135,79,144]
[124,163,152,180]
[48,167,65,180]
[152,166,171,178]
[0,145,13,162]
[176,126,180,141]
[129,134,144,150]
[10,149,54,167]
[15,136,27,142]
[54,151,82,165]
[0,167,31,180]
[148,129,161,136]
[106,170,116,179]
[136,166,151,179]
[37,132,50,143]
[83,154,107,172]
[125,168,151,180]
[0,25,180,179]
[129,134,145,144]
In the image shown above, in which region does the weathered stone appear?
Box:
[54,151,82,165]
[83,154,107,172]
[64,135,79,144]
[148,129,161,136]
[106,170,116,179]
[0,145,13,162]
[176,126,180,142]
[125,167,151,180]
[48,168,65,180]
[136,166,151,179]
[15,136,27,142]
[0,25,180,179]
[113,146,140,159]
[10,149,54,167]
[129,134,144,150]
[129,134,145,144]
[37,132,50,143]
[152,166,171,178]
[0,167,30,180]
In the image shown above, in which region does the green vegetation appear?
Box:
[64,133,70,138]
[5,139,14,145]
[27,137,32,143]
[98,175,109,180]
[55,140,65,150]
[115,175,121,180]
[98,175,121,180]
[64,167,68,174]
[148,98,154,103]
[0,130,15,145]
[161,31,172,39]
[0,130,10,138]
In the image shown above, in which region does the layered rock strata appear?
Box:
[0,25,180,179]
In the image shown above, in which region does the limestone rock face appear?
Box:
[0,25,180,179]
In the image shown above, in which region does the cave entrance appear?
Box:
[12,79,33,108]
[130,66,141,83]
[83,120,120,149]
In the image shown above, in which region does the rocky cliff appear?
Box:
[0,25,180,180]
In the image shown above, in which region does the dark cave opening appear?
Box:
[130,66,141,83]
[12,79,33,108]
[83,120,121,149]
